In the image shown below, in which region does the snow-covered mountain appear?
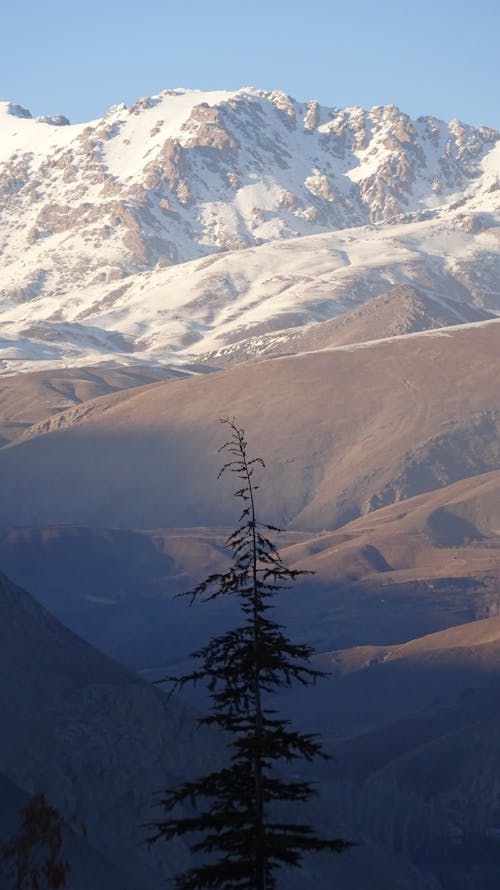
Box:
[0,88,499,373]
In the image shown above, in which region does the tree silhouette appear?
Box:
[148,419,351,888]
[0,793,69,889]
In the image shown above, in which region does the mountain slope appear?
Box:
[319,620,500,845]
[0,89,499,373]
[1,318,500,531]
[202,284,495,364]
[1,89,497,295]
[0,363,186,445]
[0,548,441,890]
[0,214,499,373]
[0,569,214,887]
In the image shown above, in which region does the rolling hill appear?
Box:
[0,318,499,532]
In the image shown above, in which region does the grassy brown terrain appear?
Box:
[0,318,500,532]
[0,364,185,445]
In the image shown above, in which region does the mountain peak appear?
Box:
[0,87,498,373]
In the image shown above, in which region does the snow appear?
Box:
[0,101,89,164]
[0,206,498,375]
[0,88,498,374]
[101,88,248,181]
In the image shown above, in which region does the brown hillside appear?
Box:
[209,285,495,364]
[0,364,183,445]
[0,319,499,530]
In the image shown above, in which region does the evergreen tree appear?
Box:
[0,793,69,889]
[148,419,351,889]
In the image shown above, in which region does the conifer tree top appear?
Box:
[148,419,352,888]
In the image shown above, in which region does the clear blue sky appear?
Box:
[2,0,499,128]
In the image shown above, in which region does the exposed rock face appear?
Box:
[0,89,497,299]
[0,89,498,373]
[6,103,32,118]
[36,114,71,126]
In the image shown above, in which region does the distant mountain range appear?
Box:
[0,89,499,371]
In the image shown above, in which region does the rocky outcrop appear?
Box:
[0,88,497,304]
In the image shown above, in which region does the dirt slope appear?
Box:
[0,319,499,530]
